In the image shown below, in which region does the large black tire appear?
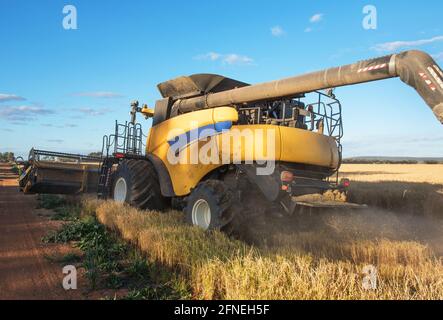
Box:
[184,180,237,231]
[112,159,169,211]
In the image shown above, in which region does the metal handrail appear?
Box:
[101,121,145,157]
[28,148,102,163]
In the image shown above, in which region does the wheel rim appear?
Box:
[192,199,211,230]
[114,177,128,203]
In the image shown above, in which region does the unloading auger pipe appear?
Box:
[173,50,443,124]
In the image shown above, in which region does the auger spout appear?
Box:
[168,50,443,124]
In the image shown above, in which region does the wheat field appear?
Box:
[87,164,443,300]
[339,164,443,219]
[340,164,443,184]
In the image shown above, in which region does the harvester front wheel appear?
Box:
[185,180,236,231]
[112,159,168,211]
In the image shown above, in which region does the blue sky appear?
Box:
[1,0,443,158]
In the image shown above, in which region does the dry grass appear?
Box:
[339,164,443,218]
[90,197,443,300]
[95,202,251,271]
[82,164,443,300]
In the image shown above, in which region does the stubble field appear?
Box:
[83,164,443,299]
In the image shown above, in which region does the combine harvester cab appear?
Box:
[19,149,102,195]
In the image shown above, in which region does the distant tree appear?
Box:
[0,152,15,162]
[342,158,419,165]
[88,152,102,158]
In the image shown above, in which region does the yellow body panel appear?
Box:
[215,124,339,170]
[146,107,339,196]
[215,125,281,163]
[278,126,339,168]
[146,107,238,196]
[146,107,238,153]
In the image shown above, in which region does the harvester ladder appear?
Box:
[97,134,114,199]
[97,157,115,199]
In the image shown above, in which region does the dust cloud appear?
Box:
[239,207,443,259]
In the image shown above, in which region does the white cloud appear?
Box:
[72,91,124,99]
[42,123,78,128]
[271,26,285,37]
[0,94,26,103]
[223,54,253,65]
[373,35,443,52]
[195,52,254,65]
[310,13,323,23]
[195,52,221,61]
[75,107,107,116]
[304,13,323,33]
[0,105,54,122]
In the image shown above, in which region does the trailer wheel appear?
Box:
[112,159,168,211]
[185,180,236,231]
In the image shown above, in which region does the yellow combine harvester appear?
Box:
[21,50,443,231]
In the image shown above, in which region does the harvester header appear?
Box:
[165,50,443,124]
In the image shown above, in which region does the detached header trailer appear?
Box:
[19,149,101,195]
[21,50,443,232]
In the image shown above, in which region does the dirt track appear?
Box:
[0,163,82,300]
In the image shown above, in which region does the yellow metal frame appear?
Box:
[146,107,339,196]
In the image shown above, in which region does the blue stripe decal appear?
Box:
[214,121,233,132]
[168,121,232,148]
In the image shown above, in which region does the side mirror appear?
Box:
[141,104,155,118]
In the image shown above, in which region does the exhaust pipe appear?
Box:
[173,50,443,124]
